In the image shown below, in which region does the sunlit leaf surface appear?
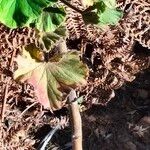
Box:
[0,0,57,28]
[14,48,88,111]
[34,6,66,32]
[98,7,123,25]
[102,0,116,9]
[83,0,122,26]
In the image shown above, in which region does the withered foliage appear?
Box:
[118,0,150,48]
[0,24,68,149]
[65,0,150,105]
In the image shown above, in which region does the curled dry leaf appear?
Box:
[14,48,88,111]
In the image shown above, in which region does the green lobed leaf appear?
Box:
[38,25,67,51]
[34,6,66,32]
[98,7,123,25]
[14,48,88,111]
[102,0,116,9]
[0,0,57,28]
[83,1,122,26]
[30,3,66,52]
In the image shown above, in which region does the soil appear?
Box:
[82,69,150,150]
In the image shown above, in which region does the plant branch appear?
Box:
[59,0,83,14]
[69,89,83,150]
